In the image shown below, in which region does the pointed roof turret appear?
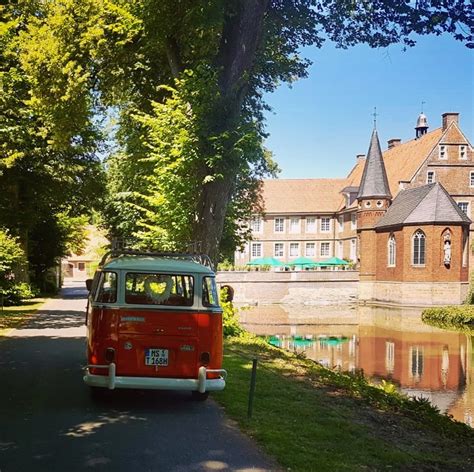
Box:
[357,129,392,200]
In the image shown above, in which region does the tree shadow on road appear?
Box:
[14,310,86,330]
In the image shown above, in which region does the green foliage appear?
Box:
[220,286,243,338]
[0,2,105,288]
[422,306,474,326]
[0,229,35,305]
[0,229,24,275]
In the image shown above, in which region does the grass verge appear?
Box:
[213,335,474,472]
[0,299,44,336]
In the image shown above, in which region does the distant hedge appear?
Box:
[422,306,474,325]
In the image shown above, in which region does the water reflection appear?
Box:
[240,304,473,427]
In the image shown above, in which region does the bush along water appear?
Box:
[422,306,474,331]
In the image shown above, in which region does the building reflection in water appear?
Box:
[241,304,473,427]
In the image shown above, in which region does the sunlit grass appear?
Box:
[213,335,474,472]
[0,299,44,335]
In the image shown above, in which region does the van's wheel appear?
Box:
[192,391,209,401]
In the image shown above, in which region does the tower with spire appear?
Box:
[357,127,392,288]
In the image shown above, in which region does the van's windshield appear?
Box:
[125,272,194,307]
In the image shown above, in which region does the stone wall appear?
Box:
[216,270,359,305]
[359,280,469,306]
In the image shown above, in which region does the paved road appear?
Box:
[0,282,278,472]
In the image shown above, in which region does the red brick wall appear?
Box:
[374,224,468,282]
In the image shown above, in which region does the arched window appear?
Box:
[412,230,426,266]
[388,234,396,267]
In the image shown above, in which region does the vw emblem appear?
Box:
[124,341,133,350]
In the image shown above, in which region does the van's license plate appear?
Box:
[145,348,169,366]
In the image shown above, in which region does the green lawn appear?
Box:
[0,299,44,336]
[214,335,474,472]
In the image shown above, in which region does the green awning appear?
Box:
[317,257,349,266]
[288,256,317,266]
[247,257,285,267]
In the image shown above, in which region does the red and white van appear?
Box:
[83,251,227,400]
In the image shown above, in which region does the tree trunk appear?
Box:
[193,0,269,263]
[193,177,234,263]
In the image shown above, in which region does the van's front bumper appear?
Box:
[83,363,227,392]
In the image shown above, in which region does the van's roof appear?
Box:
[103,255,214,275]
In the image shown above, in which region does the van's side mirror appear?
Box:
[85,279,93,292]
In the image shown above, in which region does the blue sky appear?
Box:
[263,34,473,179]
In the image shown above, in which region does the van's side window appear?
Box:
[95,272,117,303]
[202,277,219,307]
[125,273,194,306]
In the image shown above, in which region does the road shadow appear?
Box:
[17,310,86,330]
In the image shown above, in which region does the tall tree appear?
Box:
[0,3,105,288]
[17,0,473,261]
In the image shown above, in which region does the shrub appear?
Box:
[421,306,474,325]
[220,286,244,338]
[0,230,36,305]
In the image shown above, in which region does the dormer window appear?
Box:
[459,145,467,160]
[439,145,447,160]
[427,171,435,184]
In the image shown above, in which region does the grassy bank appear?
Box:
[0,299,44,336]
[422,306,474,333]
[214,335,474,472]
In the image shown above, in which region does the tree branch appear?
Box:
[217,0,270,101]
[165,36,183,78]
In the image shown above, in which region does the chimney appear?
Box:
[356,154,366,161]
[387,138,401,149]
[442,112,459,131]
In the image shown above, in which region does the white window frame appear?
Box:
[251,242,262,259]
[320,217,331,233]
[412,230,426,266]
[320,242,330,257]
[385,342,395,374]
[305,242,316,257]
[459,145,467,160]
[250,216,262,234]
[289,217,301,234]
[351,213,357,230]
[306,217,316,233]
[426,171,435,184]
[350,239,357,261]
[470,171,474,188]
[274,217,285,233]
[338,216,344,232]
[457,201,470,217]
[387,234,396,267]
[274,242,284,258]
[337,240,343,259]
[439,145,447,160]
[289,242,300,258]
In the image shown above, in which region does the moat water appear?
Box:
[239,303,473,427]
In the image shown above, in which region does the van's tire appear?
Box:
[192,391,209,401]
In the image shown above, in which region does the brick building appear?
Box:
[234,112,473,304]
